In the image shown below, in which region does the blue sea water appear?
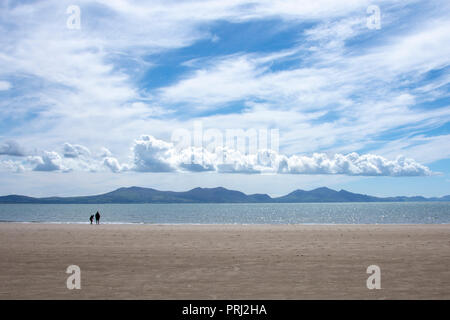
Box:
[0,202,449,224]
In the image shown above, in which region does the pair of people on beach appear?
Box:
[89,211,101,225]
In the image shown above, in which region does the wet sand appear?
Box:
[0,223,449,299]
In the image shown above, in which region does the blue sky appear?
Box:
[0,0,449,197]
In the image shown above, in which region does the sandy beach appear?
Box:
[0,223,449,299]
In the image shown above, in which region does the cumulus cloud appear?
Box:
[63,143,91,158]
[0,136,432,177]
[103,157,129,173]
[28,151,67,172]
[0,140,26,156]
[132,135,178,172]
[276,152,432,176]
[0,160,25,173]
[0,148,103,173]
[1,145,117,173]
[127,135,432,176]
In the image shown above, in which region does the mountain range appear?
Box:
[0,186,449,204]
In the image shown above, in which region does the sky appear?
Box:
[0,0,449,197]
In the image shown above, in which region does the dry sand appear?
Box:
[0,223,449,299]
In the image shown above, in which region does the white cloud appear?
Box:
[133,135,177,172]
[28,151,67,172]
[127,135,432,176]
[103,157,128,173]
[0,140,26,156]
[21,149,101,173]
[0,160,25,173]
[63,143,91,158]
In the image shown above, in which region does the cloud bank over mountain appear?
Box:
[1,136,431,177]
[118,135,433,176]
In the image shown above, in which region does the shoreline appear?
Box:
[1,223,449,299]
[1,221,450,225]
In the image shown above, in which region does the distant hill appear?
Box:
[0,186,448,204]
[275,187,380,202]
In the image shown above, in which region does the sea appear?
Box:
[0,202,449,224]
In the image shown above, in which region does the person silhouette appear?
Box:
[89,215,94,224]
[95,211,101,225]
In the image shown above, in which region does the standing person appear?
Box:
[95,211,101,225]
[89,214,94,224]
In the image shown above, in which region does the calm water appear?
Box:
[0,202,449,224]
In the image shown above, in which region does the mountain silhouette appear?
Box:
[0,186,448,203]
